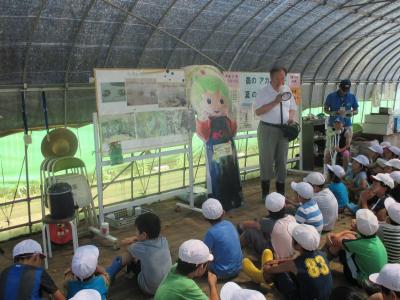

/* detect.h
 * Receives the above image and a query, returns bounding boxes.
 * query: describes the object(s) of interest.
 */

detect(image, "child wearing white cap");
[327,164,350,212]
[220,282,266,300]
[69,289,101,300]
[381,142,394,160]
[390,171,400,202]
[201,198,242,279]
[377,198,400,264]
[0,239,65,300]
[326,209,387,288]
[154,239,218,300]
[368,144,385,175]
[383,159,400,173]
[238,192,295,258]
[345,154,370,202]
[385,146,400,161]
[105,212,171,295]
[290,181,324,233]
[368,264,400,300]
[262,224,333,300]
[359,173,394,221]
[303,172,338,231]
[64,245,109,300]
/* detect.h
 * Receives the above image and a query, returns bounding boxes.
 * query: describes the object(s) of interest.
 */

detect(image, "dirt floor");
[0,175,363,299]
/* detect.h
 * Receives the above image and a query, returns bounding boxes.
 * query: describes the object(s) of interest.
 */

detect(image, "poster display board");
[94,69,193,153]
[223,72,301,131]
[288,73,302,105]
[224,72,269,131]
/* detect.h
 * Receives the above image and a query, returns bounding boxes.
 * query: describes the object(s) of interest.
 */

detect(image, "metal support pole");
[130,153,134,201]
[64,83,68,127]
[22,84,32,234]
[93,113,104,224]
[188,134,194,208]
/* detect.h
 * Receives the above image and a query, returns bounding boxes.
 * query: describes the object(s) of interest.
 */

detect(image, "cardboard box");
[363,123,393,135]
[364,114,393,124]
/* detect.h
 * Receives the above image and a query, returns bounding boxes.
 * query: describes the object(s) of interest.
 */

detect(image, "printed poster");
[287,73,302,105]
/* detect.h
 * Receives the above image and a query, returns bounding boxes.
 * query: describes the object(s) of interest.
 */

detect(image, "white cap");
[69,289,101,300]
[356,209,379,236]
[369,264,400,292]
[178,239,213,264]
[389,146,400,157]
[13,239,45,258]
[220,282,266,300]
[372,173,395,189]
[327,164,345,178]
[385,197,400,224]
[376,158,387,168]
[265,192,285,212]
[287,223,320,251]
[353,154,370,166]
[303,172,325,186]
[290,181,314,199]
[202,198,223,220]
[381,141,391,148]
[385,159,400,170]
[390,171,400,184]
[71,245,99,281]
[368,144,384,155]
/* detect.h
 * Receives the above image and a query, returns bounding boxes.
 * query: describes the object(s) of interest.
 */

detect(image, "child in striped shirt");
[377,197,400,263]
[290,181,324,233]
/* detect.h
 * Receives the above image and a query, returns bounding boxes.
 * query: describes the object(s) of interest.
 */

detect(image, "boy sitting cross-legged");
[106,212,172,296]
[0,239,65,300]
[202,198,242,279]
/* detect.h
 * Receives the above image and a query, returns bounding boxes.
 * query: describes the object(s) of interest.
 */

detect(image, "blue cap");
[334,116,344,123]
[340,79,351,89]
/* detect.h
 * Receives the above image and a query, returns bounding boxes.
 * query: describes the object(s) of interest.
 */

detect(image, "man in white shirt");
[303,172,338,232]
[255,67,297,199]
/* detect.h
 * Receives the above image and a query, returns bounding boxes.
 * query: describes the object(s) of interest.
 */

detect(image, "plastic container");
[48,182,74,219]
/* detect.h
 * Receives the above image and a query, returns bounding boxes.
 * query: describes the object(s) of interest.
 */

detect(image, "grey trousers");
[257,123,289,182]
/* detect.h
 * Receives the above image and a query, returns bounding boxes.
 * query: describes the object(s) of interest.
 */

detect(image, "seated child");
[243,224,333,300]
[388,146,400,159]
[368,264,400,300]
[324,116,351,169]
[326,209,387,288]
[390,171,400,202]
[359,173,394,222]
[239,192,295,259]
[368,144,384,175]
[0,239,65,300]
[345,155,370,202]
[220,281,266,300]
[154,239,218,300]
[304,172,338,231]
[381,142,394,160]
[64,245,109,300]
[290,181,324,233]
[202,198,242,279]
[106,212,171,295]
[377,198,400,263]
[383,159,400,173]
[327,164,350,212]
[69,289,101,300]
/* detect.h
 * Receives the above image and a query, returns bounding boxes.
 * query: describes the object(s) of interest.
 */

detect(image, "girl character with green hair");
[190,67,243,210]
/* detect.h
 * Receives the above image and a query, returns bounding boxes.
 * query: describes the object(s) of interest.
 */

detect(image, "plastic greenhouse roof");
[2,0,400,86]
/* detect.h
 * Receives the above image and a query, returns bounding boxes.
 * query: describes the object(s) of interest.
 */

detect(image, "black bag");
[280,102,300,142]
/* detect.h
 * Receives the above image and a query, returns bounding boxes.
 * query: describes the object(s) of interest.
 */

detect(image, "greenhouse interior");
[1,1,400,299]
